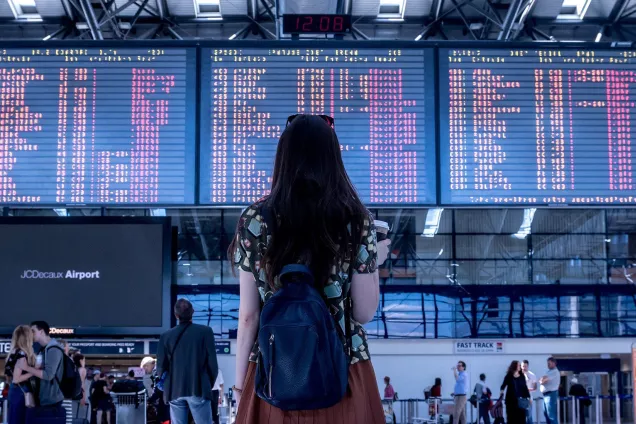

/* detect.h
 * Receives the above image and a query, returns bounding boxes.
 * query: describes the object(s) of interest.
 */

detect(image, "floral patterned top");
[233,201,378,365]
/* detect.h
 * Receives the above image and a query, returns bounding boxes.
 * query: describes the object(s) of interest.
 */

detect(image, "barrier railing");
[389,394,633,424]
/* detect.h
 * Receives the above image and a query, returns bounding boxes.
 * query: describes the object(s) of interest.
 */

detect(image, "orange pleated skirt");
[236,360,386,424]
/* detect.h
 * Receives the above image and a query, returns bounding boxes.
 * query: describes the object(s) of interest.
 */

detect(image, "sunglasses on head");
[286,114,335,128]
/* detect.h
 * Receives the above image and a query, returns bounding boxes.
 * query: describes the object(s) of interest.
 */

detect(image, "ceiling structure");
[0,0,634,41]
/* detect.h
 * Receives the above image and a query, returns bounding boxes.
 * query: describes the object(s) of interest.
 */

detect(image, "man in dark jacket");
[569,377,589,424]
[157,298,218,424]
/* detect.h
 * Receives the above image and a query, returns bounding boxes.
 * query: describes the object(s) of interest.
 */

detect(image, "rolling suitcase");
[72,403,89,424]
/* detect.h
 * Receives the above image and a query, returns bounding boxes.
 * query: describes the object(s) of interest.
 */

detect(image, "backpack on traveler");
[48,346,83,400]
[254,264,350,411]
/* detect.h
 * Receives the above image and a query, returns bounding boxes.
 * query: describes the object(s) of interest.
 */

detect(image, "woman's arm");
[350,239,390,324]
[13,358,33,384]
[235,269,261,399]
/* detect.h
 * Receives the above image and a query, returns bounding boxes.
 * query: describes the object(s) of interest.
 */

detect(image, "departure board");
[0,47,196,205]
[200,47,436,205]
[440,47,636,205]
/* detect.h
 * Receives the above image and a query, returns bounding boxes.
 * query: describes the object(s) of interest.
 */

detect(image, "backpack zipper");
[268,334,274,398]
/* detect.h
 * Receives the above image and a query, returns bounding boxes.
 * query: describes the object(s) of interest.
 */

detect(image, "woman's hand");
[377,239,391,266]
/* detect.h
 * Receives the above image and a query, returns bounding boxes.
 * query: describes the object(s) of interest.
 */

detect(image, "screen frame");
[0,216,173,337]
[0,41,198,208]
[197,40,438,207]
[436,41,636,207]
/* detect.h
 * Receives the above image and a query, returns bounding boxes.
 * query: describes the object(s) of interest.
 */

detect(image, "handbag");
[518,397,530,410]
[18,384,35,408]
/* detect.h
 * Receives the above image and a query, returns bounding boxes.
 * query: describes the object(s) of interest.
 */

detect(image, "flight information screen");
[200,47,436,205]
[440,47,636,205]
[0,47,196,205]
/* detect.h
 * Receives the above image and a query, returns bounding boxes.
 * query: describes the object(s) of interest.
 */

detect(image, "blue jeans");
[543,392,558,424]
[526,404,533,424]
[9,384,27,424]
[169,396,212,424]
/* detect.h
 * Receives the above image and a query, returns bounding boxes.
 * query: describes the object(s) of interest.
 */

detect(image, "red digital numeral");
[302,16,313,31]
[319,16,330,31]
[333,16,343,32]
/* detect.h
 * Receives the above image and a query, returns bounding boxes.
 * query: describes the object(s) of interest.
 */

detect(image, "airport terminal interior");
[1,0,636,423]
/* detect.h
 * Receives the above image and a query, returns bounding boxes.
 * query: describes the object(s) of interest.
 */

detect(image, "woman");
[5,325,36,424]
[229,114,391,424]
[72,353,88,420]
[383,376,395,401]
[500,360,531,424]
[430,378,442,398]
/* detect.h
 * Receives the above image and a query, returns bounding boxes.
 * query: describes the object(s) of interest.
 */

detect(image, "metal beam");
[79,0,104,40]
[125,0,151,38]
[451,0,478,40]
[497,0,523,40]
[351,26,369,40]
[274,0,281,39]
[511,0,537,40]
[97,0,123,39]
[155,0,165,19]
[248,0,258,20]
[99,0,137,26]
[415,0,474,40]
[42,26,68,41]
[166,26,182,39]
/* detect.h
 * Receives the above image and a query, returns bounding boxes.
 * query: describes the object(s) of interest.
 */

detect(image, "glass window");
[532,234,606,259]
[532,260,606,284]
[455,235,527,259]
[455,260,529,285]
[454,210,524,234]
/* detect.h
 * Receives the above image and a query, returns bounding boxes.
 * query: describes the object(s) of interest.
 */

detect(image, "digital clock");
[282,14,352,34]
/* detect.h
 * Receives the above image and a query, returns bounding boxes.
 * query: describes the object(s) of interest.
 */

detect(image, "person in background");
[90,373,111,424]
[540,357,560,424]
[500,360,531,424]
[19,321,66,423]
[57,340,69,356]
[569,376,588,424]
[72,353,88,420]
[156,299,218,424]
[383,376,395,401]
[523,360,538,424]
[431,378,442,398]
[141,357,156,398]
[211,369,224,424]
[106,376,115,391]
[452,361,469,424]
[5,325,36,424]
[474,374,490,424]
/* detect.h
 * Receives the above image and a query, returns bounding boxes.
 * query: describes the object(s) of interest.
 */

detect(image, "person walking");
[540,357,560,424]
[523,360,538,424]
[229,114,391,424]
[383,376,396,401]
[569,377,588,424]
[5,325,36,424]
[500,360,532,424]
[474,374,491,424]
[72,353,88,422]
[211,369,224,424]
[452,361,469,424]
[156,298,218,424]
[19,321,66,423]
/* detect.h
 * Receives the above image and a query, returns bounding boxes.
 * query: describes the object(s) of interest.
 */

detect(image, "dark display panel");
[0,218,171,336]
[0,47,196,205]
[440,47,636,205]
[200,46,436,206]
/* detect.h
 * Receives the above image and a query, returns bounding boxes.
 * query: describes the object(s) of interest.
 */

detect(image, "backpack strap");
[279,265,313,285]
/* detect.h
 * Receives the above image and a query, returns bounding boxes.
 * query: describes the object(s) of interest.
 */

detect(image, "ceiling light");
[595,31,602,42]
[150,209,166,217]
[194,0,222,18]
[422,208,443,238]
[512,208,537,239]
[378,0,405,19]
[8,0,41,20]
[557,0,592,20]
[53,209,68,217]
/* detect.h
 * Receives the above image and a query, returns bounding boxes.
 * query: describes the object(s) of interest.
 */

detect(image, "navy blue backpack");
[255,264,350,411]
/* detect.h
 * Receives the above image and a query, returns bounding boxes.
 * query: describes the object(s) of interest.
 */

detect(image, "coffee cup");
[374,220,390,242]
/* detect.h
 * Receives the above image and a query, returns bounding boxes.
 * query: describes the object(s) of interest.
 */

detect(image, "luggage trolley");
[110,391,147,424]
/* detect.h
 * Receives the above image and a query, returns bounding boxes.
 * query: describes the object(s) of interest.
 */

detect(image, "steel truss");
[0,0,635,41]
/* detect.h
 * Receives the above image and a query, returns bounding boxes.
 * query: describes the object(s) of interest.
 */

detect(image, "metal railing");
[391,394,634,424]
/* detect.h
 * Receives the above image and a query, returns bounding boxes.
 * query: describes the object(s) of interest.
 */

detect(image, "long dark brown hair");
[507,360,522,376]
[229,114,369,289]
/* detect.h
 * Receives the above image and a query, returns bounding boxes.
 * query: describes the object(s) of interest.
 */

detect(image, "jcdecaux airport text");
[20,270,101,280]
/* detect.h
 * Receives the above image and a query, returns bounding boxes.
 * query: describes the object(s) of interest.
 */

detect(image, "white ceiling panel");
[353,0,381,16]
[283,0,337,14]
[531,0,564,19]
[404,0,434,17]
[166,0,195,17]
[0,0,15,18]
[113,0,152,17]
[220,0,247,15]
[35,0,66,17]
